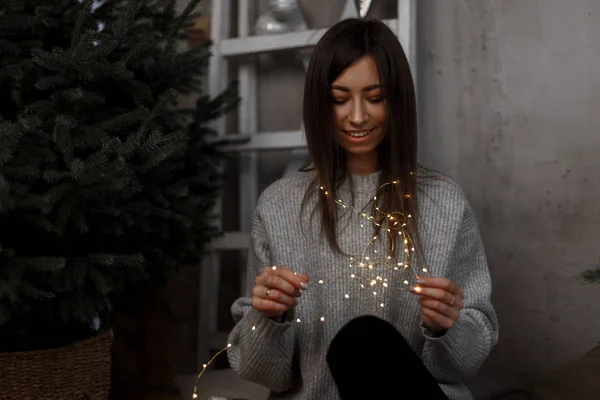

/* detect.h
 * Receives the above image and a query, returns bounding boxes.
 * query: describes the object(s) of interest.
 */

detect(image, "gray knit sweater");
[227,171,498,400]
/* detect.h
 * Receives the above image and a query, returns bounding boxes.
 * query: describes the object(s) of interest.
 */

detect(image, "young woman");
[226,18,498,400]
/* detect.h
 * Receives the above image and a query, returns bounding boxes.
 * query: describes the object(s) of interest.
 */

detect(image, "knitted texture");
[227,171,499,400]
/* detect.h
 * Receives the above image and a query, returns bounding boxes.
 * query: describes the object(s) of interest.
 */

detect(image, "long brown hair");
[301,18,424,263]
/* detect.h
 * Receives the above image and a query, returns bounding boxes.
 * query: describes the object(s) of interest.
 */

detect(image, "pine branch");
[0,0,238,346]
[71,0,94,48]
[582,265,600,285]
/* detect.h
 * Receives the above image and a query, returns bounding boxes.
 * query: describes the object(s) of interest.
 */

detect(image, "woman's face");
[331,55,387,175]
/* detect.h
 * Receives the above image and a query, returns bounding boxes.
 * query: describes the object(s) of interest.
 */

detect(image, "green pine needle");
[0,0,239,347]
[582,265,600,285]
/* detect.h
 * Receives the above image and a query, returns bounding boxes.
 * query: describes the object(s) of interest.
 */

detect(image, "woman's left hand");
[410,276,464,334]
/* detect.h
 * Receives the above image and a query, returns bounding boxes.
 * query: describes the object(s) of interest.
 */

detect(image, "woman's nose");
[349,101,368,126]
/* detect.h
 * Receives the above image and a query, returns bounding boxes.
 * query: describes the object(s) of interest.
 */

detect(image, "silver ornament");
[267,0,302,23]
[358,0,373,18]
[255,12,291,35]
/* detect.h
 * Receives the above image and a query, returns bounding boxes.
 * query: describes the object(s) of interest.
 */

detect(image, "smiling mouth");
[344,129,373,138]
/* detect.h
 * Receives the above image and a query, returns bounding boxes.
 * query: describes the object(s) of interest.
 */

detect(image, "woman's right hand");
[252,265,309,318]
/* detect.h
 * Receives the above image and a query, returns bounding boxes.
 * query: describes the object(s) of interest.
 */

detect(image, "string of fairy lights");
[192,181,428,398]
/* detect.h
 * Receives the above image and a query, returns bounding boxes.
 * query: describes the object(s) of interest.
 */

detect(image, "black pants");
[327,315,450,399]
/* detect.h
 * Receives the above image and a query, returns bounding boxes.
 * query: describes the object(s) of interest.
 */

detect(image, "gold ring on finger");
[265,288,271,299]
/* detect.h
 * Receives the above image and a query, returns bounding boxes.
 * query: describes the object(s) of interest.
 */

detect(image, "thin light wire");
[192,181,428,397]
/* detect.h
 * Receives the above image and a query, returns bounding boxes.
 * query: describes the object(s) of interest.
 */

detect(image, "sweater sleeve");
[226,208,297,393]
[420,201,499,382]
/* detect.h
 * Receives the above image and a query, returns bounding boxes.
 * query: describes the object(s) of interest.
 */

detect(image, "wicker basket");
[0,330,113,400]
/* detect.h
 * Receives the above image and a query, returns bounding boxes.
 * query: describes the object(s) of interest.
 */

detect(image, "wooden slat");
[220,18,398,57]
[211,130,307,152]
[238,0,259,235]
[197,250,221,370]
[397,0,416,74]
[211,232,251,250]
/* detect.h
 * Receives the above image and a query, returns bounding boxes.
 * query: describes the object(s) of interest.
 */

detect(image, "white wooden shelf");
[220,18,398,57]
[212,232,251,250]
[211,130,307,152]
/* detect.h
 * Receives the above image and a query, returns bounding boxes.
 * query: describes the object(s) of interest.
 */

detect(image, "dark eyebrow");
[330,84,382,92]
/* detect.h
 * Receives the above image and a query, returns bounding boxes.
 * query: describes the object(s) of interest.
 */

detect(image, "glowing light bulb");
[194,179,429,394]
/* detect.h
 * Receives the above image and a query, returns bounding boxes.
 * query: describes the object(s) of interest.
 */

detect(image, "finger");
[273,266,310,290]
[260,275,299,297]
[417,277,462,295]
[411,286,457,306]
[418,297,461,319]
[251,296,288,318]
[254,274,301,299]
[252,285,296,307]
[258,265,309,292]
[421,306,456,330]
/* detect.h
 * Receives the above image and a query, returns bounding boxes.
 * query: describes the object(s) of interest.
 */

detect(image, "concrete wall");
[417,0,600,395]
[190,0,600,397]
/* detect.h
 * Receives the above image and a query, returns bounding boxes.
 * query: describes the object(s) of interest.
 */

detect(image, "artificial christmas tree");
[0,1,236,395]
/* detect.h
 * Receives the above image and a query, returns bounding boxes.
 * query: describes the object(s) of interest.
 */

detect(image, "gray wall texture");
[189,0,600,397]
[416,0,600,395]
